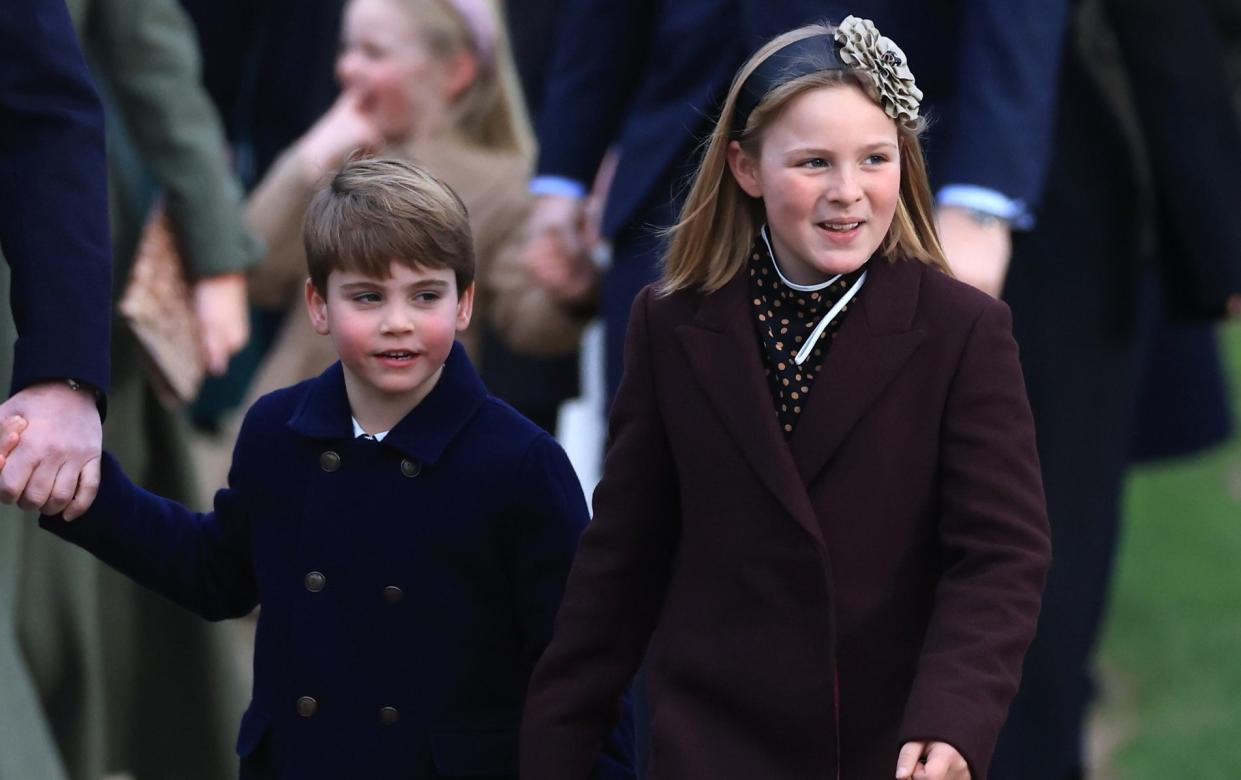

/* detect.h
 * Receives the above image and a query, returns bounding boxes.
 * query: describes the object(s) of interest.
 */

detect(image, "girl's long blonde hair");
[660,23,948,295]
[400,0,535,162]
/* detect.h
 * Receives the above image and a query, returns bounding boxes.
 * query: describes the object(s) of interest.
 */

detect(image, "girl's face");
[336,0,449,142]
[729,84,902,285]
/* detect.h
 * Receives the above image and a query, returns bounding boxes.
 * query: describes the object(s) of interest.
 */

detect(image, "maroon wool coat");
[521,257,1050,780]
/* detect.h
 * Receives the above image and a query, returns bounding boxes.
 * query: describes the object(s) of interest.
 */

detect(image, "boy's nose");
[379,308,415,334]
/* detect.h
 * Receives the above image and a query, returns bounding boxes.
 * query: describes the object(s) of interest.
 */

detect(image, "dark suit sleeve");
[532,0,657,183]
[1104,0,1241,315]
[521,287,676,780]
[0,0,112,394]
[898,299,1051,778]
[38,416,262,621]
[937,0,1072,213]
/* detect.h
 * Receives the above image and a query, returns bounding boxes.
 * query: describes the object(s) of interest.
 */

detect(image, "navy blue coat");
[0,0,112,394]
[42,345,633,779]
[535,0,1071,238]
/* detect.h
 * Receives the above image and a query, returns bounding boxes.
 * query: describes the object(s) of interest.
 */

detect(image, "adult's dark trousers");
[990,225,1156,780]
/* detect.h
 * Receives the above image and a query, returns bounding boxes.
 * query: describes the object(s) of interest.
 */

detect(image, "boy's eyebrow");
[337,278,451,291]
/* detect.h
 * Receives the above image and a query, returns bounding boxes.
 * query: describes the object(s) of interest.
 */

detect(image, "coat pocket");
[235,704,273,758]
[429,729,518,777]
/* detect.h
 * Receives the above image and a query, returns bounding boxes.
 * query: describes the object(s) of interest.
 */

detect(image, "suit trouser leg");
[990,241,1156,779]
[0,515,71,780]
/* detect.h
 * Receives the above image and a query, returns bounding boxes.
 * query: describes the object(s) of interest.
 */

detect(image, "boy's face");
[306,261,473,410]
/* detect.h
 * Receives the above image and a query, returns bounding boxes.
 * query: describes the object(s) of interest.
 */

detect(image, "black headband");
[731,33,846,138]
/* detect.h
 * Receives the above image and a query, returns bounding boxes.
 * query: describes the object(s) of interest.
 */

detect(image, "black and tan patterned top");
[747,229,868,437]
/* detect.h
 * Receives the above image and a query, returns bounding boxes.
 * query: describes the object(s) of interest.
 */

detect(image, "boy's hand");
[0,382,102,520]
[0,414,27,471]
[896,740,970,780]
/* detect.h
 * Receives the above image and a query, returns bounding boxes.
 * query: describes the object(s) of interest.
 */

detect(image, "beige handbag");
[117,204,205,408]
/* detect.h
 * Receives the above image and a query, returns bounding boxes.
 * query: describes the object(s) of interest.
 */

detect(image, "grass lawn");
[1098,321,1241,778]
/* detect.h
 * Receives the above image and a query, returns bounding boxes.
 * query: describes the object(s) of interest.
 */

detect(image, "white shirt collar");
[352,416,390,441]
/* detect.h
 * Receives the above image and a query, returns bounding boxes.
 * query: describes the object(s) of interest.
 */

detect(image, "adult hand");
[297,90,383,182]
[1227,294,1241,318]
[896,740,971,780]
[194,272,250,376]
[523,194,595,303]
[523,232,598,306]
[936,206,1012,298]
[0,381,103,520]
[0,414,27,471]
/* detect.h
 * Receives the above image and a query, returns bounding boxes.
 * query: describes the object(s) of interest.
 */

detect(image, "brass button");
[379,706,399,726]
[304,571,326,592]
[382,585,403,605]
[296,696,318,717]
[399,458,421,478]
[319,451,341,472]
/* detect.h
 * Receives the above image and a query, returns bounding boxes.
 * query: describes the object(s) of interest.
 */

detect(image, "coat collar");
[285,342,488,465]
[676,257,926,544]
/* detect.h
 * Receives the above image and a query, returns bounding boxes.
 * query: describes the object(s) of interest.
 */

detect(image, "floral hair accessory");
[731,17,922,137]
[833,15,922,123]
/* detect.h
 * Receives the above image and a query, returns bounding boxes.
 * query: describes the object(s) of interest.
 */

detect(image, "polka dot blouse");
[747,231,868,438]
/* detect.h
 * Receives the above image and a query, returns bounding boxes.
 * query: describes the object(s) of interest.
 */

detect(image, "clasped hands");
[0,381,101,520]
[521,194,600,306]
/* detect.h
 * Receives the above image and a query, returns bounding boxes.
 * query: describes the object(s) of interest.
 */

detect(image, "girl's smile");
[728,84,901,285]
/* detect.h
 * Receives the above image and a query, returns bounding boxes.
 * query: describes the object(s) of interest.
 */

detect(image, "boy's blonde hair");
[660,23,949,295]
[303,156,474,295]
[397,0,535,160]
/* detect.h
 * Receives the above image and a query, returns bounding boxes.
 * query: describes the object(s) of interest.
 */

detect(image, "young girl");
[520,19,1050,780]
[240,0,585,413]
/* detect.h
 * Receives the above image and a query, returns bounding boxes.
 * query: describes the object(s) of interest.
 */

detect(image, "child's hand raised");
[0,415,28,472]
[896,740,970,780]
[297,90,383,182]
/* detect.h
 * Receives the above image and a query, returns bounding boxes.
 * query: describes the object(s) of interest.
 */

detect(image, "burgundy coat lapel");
[675,272,821,544]
[790,258,927,486]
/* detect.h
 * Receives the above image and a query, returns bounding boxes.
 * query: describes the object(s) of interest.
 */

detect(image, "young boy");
[8,158,633,779]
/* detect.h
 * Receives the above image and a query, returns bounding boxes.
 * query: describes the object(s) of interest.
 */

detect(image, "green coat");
[0,0,259,777]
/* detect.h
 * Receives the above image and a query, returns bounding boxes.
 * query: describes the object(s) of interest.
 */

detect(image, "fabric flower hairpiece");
[834,15,923,124]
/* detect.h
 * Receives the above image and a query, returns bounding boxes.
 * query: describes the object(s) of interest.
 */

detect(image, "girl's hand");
[896,740,970,780]
[297,90,383,181]
[193,273,250,376]
[0,415,27,472]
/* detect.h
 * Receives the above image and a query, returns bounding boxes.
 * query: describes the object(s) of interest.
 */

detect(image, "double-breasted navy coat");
[521,258,1050,779]
[42,345,633,779]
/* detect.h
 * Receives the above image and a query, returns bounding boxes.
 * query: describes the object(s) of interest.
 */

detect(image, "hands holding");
[936,206,1012,299]
[0,381,102,520]
[896,740,971,780]
[194,272,250,376]
[522,194,599,306]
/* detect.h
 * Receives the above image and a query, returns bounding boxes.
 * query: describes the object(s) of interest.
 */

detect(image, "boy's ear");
[455,282,475,331]
[727,140,764,198]
[305,278,331,336]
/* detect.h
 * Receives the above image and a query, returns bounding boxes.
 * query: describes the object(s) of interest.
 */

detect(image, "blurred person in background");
[992,0,1241,777]
[235,0,591,444]
[0,0,111,776]
[1,0,261,777]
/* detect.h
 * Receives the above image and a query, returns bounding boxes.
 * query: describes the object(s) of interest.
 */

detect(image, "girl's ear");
[727,140,764,198]
[441,50,479,103]
[455,281,475,331]
[305,278,331,336]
